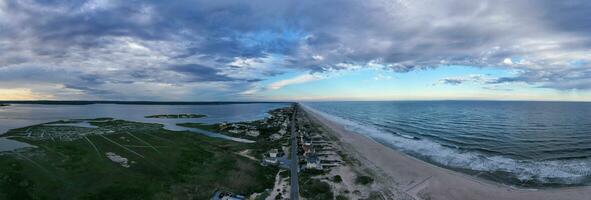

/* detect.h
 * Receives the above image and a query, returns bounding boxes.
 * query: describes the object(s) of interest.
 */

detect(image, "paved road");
[290,106,299,200]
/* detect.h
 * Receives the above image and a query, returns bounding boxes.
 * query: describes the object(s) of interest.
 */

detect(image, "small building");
[269,133,282,141]
[269,149,278,158]
[302,143,312,153]
[263,157,278,166]
[303,146,315,156]
[246,130,260,137]
[211,191,245,200]
[228,129,241,134]
[219,122,229,130]
[305,154,322,170]
[105,152,130,168]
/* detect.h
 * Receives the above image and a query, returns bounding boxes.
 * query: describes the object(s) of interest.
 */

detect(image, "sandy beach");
[301,105,591,200]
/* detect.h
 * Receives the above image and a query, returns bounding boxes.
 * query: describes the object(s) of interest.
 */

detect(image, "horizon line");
[2,99,591,104]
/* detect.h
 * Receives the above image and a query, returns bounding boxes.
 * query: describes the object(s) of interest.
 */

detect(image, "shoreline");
[299,104,591,200]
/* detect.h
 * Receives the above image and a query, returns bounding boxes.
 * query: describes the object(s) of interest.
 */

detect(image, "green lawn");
[0,119,277,200]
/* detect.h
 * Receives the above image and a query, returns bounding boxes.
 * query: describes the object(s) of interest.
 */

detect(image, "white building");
[269,149,278,158]
[228,129,241,134]
[270,134,282,141]
[246,130,260,137]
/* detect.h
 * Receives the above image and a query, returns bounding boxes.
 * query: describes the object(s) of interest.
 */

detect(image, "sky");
[1,0,591,101]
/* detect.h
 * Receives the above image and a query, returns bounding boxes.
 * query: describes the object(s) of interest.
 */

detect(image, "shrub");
[336,195,348,200]
[333,175,343,183]
[354,175,374,185]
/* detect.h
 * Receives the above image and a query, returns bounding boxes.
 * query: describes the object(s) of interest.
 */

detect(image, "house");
[228,129,241,134]
[302,143,312,153]
[219,122,228,130]
[246,130,260,137]
[278,129,287,135]
[211,191,246,200]
[303,145,315,156]
[269,133,282,141]
[303,137,312,146]
[305,154,322,170]
[269,149,278,158]
[263,157,278,166]
[105,152,130,168]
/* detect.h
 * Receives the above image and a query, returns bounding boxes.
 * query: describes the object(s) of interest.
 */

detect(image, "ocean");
[303,101,591,187]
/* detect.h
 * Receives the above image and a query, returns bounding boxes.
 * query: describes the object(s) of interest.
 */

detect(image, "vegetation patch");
[336,194,349,200]
[355,175,374,185]
[145,114,206,118]
[299,170,334,199]
[333,175,343,183]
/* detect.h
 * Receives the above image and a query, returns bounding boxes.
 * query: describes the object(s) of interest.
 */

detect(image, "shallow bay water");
[0,103,289,147]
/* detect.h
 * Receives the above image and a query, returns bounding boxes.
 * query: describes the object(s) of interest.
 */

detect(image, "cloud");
[0,88,53,100]
[268,73,324,90]
[438,74,489,85]
[168,64,242,82]
[373,73,393,81]
[439,78,466,85]
[1,0,591,100]
[488,68,591,90]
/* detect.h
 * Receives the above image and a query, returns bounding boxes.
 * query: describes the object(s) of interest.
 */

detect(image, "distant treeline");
[0,101,293,105]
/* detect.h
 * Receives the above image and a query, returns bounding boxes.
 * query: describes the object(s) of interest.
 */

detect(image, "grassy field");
[0,119,277,200]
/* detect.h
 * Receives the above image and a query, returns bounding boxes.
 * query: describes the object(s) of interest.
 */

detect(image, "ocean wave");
[302,103,591,185]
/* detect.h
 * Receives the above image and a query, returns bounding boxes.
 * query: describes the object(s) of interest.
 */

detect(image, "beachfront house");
[303,145,315,156]
[305,154,322,170]
[302,142,311,153]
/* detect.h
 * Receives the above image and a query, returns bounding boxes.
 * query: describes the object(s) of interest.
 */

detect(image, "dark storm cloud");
[1,0,591,100]
[488,67,591,90]
[63,84,113,95]
[168,64,239,82]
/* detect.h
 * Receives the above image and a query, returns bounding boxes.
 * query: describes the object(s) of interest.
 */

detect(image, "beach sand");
[301,105,591,200]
